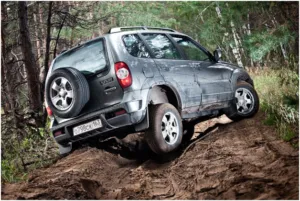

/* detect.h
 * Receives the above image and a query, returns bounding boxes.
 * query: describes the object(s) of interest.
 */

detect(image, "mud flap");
[223,99,238,118]
[134,108,149,132]
[58,142,72,155]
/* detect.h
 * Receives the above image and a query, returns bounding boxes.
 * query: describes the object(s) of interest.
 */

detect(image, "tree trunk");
[247,11,254,67]
[230,21,244,67]
[18,1,41,113]
[40,1,53,125]
[53,14,67,58]
[43,1,53,84]
[99,21,104,36]
[269,12,288,61]
[1,34,16,113]
[39,3,45,57]
[1,2,10,113]
[33,6,42,66]
[215,4,243,66]
[272,21,288,60]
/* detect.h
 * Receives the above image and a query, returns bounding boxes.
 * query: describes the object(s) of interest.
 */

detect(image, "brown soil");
[2,112,299,199]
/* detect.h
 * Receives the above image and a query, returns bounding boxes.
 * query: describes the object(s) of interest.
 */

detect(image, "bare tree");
[18,1,42,114]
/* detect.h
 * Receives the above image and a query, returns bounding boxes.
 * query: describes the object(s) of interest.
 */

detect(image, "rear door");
[169,34,233,106]
[140,33,202,108]
[52,38,124,116]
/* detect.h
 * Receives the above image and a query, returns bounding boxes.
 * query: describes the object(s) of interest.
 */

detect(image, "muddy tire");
[145,103,183,154]
[45,67,90,118]
[226,81,259,121]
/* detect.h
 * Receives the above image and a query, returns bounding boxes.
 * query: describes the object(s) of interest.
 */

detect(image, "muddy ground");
[2,112,299,199]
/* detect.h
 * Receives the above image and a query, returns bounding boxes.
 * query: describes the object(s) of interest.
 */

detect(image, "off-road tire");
[46,67,90,118]
[226,81,259,121]
[145,103,183,154]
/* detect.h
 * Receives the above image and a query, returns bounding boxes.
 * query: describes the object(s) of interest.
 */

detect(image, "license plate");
[73,119,102,136]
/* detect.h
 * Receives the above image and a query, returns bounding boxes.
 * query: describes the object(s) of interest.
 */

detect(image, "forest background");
[1,1,299,182]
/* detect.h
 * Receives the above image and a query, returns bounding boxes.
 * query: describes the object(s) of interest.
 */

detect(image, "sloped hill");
[2,112,298,199]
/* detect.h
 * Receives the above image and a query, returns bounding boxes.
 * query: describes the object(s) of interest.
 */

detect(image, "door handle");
[191,63,202,69]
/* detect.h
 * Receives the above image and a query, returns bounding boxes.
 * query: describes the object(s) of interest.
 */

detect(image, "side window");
[171,35,209,61]
[122,34,150,58]
[142,33,182,59]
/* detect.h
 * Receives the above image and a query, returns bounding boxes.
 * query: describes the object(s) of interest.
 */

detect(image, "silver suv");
[45,26,259,155]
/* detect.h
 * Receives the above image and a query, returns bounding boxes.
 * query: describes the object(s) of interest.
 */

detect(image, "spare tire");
[45,67,90,118]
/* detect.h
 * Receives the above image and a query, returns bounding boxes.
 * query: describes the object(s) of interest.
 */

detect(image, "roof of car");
[55,26,186,59]
[108,26,178,34]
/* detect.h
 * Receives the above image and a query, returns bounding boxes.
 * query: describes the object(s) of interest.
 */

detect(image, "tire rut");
[2,112,298,199]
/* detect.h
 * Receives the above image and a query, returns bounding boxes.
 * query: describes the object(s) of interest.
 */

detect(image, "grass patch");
[280,124,296,142]
[263,113,277,126]
[250,69,299,147]
[1,160,28,183]
[1,119,59,184]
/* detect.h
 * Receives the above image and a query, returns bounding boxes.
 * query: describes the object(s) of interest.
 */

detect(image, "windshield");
[53,39,107,75]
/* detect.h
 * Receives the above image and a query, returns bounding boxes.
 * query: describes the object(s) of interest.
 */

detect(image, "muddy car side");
[45,27,259,155]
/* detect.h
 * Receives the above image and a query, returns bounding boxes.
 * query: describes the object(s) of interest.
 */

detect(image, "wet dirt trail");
[2,112,299,199]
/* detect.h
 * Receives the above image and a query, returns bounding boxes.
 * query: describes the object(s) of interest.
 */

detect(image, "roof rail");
[108,26,177,34]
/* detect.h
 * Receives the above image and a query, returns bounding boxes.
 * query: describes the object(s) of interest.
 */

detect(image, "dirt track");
[2,112,299,199]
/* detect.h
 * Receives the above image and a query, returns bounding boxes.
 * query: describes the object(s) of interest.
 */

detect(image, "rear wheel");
[226,81,259,121]
[145,103,183,154]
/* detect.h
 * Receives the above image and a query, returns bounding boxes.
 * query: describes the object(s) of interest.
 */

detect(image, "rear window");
[53,39,107,75]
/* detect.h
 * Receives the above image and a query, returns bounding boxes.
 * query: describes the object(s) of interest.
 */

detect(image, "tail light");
[114,109,126,116]
[46,106,53,117]
[114,62,132,88]
[105,109,127,119]
[54,130,63,137]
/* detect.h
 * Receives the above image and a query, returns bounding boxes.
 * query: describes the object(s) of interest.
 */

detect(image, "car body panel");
[193,60,234,104]
[153,59,202,108]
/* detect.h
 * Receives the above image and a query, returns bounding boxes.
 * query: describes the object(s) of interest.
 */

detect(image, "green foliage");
[252,69,299,146]
[263,111,277,126]
[45,1,298,67]
[117,2,177,28]
[1,160,28,183]
[1,116,59,183]
[280,123,296,142]
[244,25,295,62]
[292,142,299,149]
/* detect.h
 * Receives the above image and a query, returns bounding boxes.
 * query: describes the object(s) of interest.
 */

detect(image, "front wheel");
[226,81,259,121]
[145,103,183,154]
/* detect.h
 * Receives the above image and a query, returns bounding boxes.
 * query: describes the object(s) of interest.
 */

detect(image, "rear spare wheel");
[45,67,90,118]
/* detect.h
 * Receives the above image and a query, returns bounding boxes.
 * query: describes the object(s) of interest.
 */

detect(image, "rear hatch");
[51,38,124,122]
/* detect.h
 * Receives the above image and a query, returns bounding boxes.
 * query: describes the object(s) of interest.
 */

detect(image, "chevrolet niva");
[45,26,259,155]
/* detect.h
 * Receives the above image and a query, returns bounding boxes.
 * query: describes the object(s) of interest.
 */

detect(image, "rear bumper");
[51,101,146,145]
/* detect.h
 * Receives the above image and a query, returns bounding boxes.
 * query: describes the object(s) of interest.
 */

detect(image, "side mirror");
[213,49,222,62]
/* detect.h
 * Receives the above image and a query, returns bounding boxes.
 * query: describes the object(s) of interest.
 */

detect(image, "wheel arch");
[232,70,254,87]
[147,84,182,113]
[135,84,182,132]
